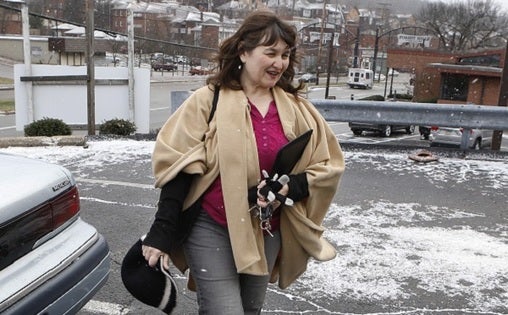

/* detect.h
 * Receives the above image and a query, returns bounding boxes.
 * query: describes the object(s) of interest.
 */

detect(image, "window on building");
[441,73,468,101]
[458,54,500,67]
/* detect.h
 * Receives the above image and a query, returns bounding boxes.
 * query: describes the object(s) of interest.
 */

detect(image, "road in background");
[0,62,408,137]
[1,62,506,151]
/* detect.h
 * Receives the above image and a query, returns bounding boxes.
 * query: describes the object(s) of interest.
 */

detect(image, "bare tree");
[95,0,113,31]
[417,0,508,51]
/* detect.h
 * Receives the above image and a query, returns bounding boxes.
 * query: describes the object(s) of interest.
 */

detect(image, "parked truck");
[347,68,373,89]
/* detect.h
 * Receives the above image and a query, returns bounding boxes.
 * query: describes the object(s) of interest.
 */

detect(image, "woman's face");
[239,39,291,90]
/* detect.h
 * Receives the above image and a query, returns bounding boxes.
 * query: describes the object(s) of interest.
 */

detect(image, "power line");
[0,2,217,52]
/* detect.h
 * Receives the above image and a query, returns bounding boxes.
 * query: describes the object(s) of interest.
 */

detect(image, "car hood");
[0,153,75,222]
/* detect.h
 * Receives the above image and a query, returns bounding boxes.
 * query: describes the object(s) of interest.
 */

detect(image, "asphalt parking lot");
[1,139,506,315]
[1,57,507,314]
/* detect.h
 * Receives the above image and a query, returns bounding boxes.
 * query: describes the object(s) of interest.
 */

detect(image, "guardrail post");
[170,91,191,113]
[460,128,471,150]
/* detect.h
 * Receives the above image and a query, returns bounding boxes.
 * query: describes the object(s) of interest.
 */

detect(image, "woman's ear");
[237,42,245,63]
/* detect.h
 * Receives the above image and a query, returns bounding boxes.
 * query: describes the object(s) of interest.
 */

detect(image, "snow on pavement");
[2,140,507,314]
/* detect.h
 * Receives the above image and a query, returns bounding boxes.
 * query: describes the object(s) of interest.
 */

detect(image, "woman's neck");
[244,87,273,117]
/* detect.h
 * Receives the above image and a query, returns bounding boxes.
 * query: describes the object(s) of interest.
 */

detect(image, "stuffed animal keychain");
[258,170,294,206]
[251,170,294,236]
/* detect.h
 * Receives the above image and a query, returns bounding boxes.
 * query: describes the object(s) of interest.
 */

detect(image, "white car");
[0,153,110,314]
[298,73,317,83]
[430,127,493,149]
[387,68,400,76]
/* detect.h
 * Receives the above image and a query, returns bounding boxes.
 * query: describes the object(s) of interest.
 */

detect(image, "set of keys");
[250,201,276,236]
[249,170,294,237]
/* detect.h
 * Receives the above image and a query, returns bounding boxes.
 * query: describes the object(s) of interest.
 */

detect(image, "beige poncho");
[152,85,345,289]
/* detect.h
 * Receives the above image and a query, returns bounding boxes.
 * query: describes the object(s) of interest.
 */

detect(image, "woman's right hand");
[142,244,170,270]
[256,180,289,210]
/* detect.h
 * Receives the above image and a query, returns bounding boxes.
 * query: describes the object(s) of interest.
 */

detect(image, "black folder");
[271,129,313,175]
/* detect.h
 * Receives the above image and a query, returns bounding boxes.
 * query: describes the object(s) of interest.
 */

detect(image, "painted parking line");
[77,177,153,190]
[150,106,170,111]
[82,300,129,315]
[338,133,421,144]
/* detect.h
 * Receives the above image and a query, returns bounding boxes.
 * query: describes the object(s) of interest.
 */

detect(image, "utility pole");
[325,31,334,99]
[86,0,95,135]
[316,0,327,85]
[20,1,33,123]
[353,24,360,68]
[372,27,380,80]
[491,41,508,150]
[127,5,135,122]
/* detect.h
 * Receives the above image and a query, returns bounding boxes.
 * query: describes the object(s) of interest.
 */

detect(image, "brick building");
[387,48,506,106]
[0,3,21,34]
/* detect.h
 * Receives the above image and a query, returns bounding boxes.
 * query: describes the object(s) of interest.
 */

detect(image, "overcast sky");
[444,0,508,12]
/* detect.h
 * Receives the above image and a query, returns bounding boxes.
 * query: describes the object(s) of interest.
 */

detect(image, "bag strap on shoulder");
[207,86,219,124]
[201,86,219,141]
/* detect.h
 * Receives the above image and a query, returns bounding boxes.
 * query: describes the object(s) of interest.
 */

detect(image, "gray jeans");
[183,209,281,315]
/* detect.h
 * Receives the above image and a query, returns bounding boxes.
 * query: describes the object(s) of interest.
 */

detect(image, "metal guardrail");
[312,100,508,130]
[312,99,508,150]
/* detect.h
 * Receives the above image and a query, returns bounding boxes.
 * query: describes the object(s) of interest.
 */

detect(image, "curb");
[0,135,87,148]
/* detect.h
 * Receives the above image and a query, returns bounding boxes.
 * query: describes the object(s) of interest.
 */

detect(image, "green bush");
[24,117,71,137]
[99,118,136,136]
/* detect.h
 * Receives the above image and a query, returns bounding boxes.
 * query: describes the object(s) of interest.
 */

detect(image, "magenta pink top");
[201,100,288,230]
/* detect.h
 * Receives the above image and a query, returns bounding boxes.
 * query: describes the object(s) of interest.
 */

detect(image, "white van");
[347,68,373,89]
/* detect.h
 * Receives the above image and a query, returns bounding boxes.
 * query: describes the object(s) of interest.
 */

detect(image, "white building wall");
[14,64,150,133]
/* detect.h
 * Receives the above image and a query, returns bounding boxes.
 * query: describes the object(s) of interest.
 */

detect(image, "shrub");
[418,98,439,103]
[359,95,385,101]
[388,93,413,100]
[99,118,136,136]
[24,117,71,137]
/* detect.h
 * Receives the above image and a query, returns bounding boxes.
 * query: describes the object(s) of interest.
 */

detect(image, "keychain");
[249,170,294,237]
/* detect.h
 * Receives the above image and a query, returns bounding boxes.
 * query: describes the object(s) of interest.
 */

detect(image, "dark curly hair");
[207,9,305,96]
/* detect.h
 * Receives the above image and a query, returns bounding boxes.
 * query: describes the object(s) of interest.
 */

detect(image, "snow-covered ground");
[2,140,507,314]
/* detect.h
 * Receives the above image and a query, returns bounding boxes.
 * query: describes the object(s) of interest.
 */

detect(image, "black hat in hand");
[121,238,177,314]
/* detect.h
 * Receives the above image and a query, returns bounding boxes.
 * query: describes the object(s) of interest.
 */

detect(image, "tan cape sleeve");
[152,86,217,188]
[272,91,345,289]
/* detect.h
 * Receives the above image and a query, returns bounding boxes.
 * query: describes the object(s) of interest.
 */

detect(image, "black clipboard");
[271,129,313,175]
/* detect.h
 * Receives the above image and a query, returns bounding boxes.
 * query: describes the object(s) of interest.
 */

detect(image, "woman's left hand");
[141,244,170,270]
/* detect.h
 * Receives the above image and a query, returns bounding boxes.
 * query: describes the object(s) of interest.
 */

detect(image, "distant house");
[48,24,119,66]
[50,23,76,37]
